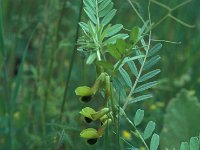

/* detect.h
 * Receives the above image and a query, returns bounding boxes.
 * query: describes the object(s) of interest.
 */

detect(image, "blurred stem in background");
[59,0,83,123]
[0,1,12,149]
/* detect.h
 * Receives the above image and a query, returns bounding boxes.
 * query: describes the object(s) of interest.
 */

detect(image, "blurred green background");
[0,0,200,149]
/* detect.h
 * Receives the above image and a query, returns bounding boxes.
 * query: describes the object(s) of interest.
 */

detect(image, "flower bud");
[80,107,110,123]
[75,86,94,103]
[80,107,96,123]
[91,108,110,120]
[80,128,99,145]
[80,128,99,139]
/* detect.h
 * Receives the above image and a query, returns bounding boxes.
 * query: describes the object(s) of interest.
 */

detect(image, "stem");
[40,1,50,147]
[95,0,100,28]
[150,0,171,11]
[168,14,195,28]
[59,0,83,122]
[11,24,38,150]
[126,0,146,24]
[171,0,192,11]
[123,113,150,150]
[151,39,181,44]
[97,50,102,61]
[0,2,12,149]
[151,0,195,29]
[151,14,168,29]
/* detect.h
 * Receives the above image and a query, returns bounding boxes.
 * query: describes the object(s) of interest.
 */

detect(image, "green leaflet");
[112,77,127,100]
[101,9,117,25]
[84,4,96,16]
[148,43,162,57]
[127,61,138,77]
[103,34,128,45]
[108,44,121,59]
[96,61,114,70]
[79,22,89,32]
[119,68,132,88]
[100,24,111,41]
[130,26,140,43]
[105,24,123,37]
[99,2,113,17]
[84,8,97,24]
[144,121,156,139]
[134,109,144,126]
[139,69,160,82]
[141,38,148,51]
[83,0,95,8]
[86,53,97,64]
[134,81,158,94]
[150,134,160,150]
[129,94,153,104]
[116,39,126,54]
[135,49,144,64]
[144,55,161,70]
[117,55,144,69]
[99,0,111,12]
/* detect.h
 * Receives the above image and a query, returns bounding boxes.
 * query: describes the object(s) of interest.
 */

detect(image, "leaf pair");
[83,0,116,25]
[134,109,159,150]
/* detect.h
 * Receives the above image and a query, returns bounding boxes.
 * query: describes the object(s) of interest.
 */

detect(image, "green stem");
[150,0,171,10]
[172,0,192,11]
[0,2,12,150]
[168,14,195,28]
[11,24,38,150]
[40,1,50,147]
[126,0,146,24]
[123,112,150,150]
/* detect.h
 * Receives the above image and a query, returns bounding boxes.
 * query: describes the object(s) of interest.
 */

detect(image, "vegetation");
[0,0,200,150]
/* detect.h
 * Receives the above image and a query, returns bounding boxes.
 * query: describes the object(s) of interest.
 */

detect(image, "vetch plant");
[74,0,196,149]
[75,0,162,149]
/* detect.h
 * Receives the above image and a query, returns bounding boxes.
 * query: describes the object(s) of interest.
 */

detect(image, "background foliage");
[0,0,200,149]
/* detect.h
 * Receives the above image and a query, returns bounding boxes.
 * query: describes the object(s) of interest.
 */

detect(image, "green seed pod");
[92,72,107,91]
[105,75,111,98]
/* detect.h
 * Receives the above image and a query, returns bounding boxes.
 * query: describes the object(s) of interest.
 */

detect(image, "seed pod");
[105,75,111,98]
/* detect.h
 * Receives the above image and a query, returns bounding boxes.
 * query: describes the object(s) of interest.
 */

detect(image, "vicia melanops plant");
[76,0,163,148]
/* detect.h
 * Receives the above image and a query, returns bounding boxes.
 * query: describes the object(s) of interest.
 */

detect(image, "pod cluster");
[75,73,112,145]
